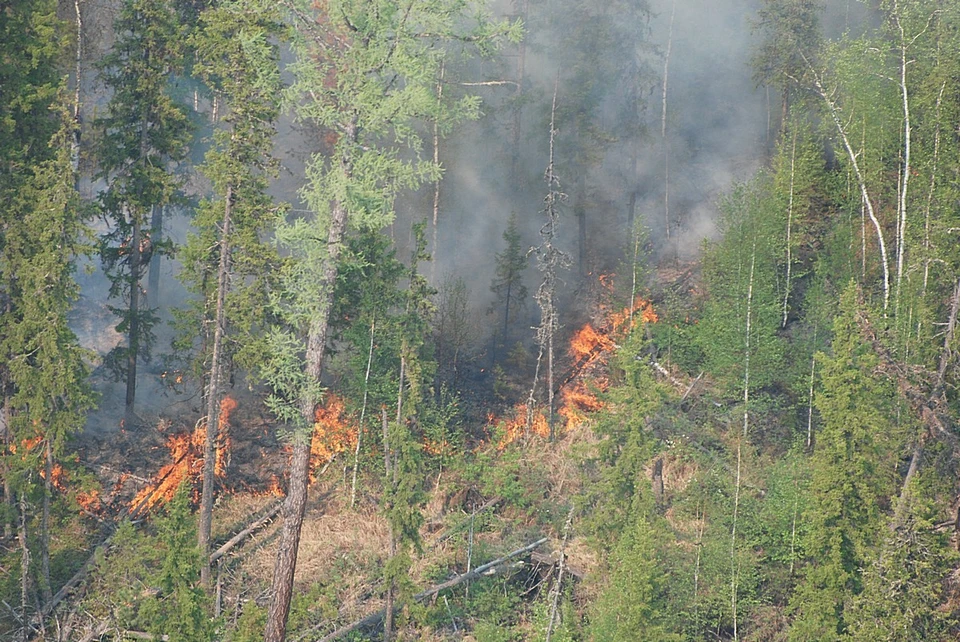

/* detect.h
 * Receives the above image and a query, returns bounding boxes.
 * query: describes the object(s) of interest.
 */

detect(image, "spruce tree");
[95,0,191,419]
[489,212,528,358]
[788,284,903,641]
[2,105,96,606]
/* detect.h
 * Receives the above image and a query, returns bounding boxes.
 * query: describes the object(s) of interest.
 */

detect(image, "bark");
[782,131,797,328]
[41,440,53,605]
[125,213,141,418]
[893,3,911,315]
[651,457,664,507]
[509,0,529,183]
[19,491,31,642]
[430,63,443,283]
[661,0,675,242]
[263,125,355,642]
[545,508,574,642]
[3,394,12,539]
[731,239,756,642]
[351,319,376,509]
[147,205,162,309]
[200,184,233,586]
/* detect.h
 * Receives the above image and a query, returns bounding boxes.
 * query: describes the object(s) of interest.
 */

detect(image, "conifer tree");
[0,0,67,541]
[788,284,902,641]
[184,0,284,585]
[95,0,191,419]
[260,4,518,640]
[489,212,528,357]
[2,106,96,607]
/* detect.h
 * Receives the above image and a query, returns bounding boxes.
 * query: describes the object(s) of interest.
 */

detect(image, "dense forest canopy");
[3,0,960,640]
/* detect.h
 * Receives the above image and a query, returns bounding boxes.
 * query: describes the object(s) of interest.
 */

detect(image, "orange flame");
[216,396,237,477]
[492,403,550,449]
[130,408,236,514]
[558,383,605,432]
[310,394,358,482]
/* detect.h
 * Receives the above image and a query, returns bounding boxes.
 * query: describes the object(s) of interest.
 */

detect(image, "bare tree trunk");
[510,0,529,183]
[805,55,890,309]
[200,185,233,586]
[922,83,945,296]
[41,439,53,605]
[731,239,756,642]
[19,491,30,642]
[545,508,574,642]
[662,0,675,244]
[382,406,395,642]
[351,319,376,509]
[126,213,141,418]
[147,206,162,309]
[782,131,797,328]
[2,394,12,540]
[430,63,444,283]
[893,2,912,315]
[263,124,355,642]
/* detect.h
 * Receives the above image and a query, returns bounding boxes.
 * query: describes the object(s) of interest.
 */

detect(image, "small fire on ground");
[130,396,236,514]
[493,292,657,448]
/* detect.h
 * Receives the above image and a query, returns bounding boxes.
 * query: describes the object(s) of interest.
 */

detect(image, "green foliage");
[587,492,682,642]
[695,178,785,398]
[845,480,958,641]
[96,0,192,382]
[489,212,529,351]
[582,328,666,544]
[173,0,285,382]
[788,283,904,640]
[138,486,215,642]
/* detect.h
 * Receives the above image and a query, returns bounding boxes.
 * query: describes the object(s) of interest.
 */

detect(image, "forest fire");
[130,396,237,514]
[493,403,551,449]
[310,394,358,482]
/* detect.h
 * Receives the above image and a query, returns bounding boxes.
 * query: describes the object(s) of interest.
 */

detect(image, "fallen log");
[310,537,548,642]
[209,500,283,563]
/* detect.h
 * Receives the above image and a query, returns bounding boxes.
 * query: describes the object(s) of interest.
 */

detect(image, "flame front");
[130,399,237,514]
[310,394,358,482]
[493,403,550,449]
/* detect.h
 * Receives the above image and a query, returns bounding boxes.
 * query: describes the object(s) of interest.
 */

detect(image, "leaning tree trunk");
[199,185,233,586]
[263,134,354,642]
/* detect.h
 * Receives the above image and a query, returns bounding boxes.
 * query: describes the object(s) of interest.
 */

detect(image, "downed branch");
[210,500,283,563]
[312,537,549,642]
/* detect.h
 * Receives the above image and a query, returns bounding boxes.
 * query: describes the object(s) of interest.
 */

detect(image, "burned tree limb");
[209,500,283,563]
[312,538,548,642]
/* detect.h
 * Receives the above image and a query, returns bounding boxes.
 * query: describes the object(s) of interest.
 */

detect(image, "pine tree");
[95,0,191,419]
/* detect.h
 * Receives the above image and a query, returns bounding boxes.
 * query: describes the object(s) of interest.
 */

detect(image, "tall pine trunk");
[200,184,233,586]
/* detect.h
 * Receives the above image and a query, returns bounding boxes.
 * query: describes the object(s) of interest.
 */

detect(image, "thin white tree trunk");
[782,131,797,328]
[351,318,376,509]
[806,57,890,309]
